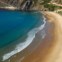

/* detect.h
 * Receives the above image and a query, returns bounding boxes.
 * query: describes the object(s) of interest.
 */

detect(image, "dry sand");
[43,12,62,62]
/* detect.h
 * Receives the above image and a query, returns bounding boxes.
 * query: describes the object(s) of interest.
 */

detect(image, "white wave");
[2,17,46,61]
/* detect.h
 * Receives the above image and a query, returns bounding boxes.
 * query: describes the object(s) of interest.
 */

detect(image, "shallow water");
[0,10,45,62]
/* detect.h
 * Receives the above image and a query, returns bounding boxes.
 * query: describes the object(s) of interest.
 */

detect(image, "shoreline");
[21,14,55,62]
[3,12,54,62]
[1,13,46,62]
[0,10,62,62]
[16,12,62,62]
[21,12,62,62]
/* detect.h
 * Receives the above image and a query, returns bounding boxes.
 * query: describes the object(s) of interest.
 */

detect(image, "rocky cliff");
[0,0,62,11]
[0,0,34,10]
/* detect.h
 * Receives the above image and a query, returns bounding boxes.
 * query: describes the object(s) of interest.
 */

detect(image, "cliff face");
[0,0,62,10]
[0,0,33,10]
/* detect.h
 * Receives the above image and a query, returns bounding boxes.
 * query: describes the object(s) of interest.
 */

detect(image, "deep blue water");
[0,10,44,48]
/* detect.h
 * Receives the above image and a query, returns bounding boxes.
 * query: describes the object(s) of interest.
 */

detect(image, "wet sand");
[4,12,62,62]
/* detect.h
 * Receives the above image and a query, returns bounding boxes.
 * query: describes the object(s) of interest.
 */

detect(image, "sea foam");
[2,16,46,61]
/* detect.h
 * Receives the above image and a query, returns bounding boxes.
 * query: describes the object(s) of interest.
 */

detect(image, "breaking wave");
[2,16,46,61]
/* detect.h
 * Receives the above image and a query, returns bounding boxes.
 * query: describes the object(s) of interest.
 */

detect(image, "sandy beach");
[43,12,62,62]
[3,12,62,62]
[21,12,62,62]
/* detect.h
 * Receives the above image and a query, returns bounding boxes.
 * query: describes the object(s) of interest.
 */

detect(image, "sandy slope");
[43,12,62,62]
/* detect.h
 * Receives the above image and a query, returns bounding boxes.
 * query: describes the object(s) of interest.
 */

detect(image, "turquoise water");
[0,10,44,61]
[0,10,43,48]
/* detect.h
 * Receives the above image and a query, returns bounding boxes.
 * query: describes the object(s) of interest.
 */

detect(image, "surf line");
[2,16,46,61]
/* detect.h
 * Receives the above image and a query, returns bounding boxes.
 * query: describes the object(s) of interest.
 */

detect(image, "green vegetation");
[41,0,51,4]
[0,0,62,12]
[58,11,62,15]
[44,4,62,11]
[34,0,62,11]
[0,2,8,7]
[33,0,51,5]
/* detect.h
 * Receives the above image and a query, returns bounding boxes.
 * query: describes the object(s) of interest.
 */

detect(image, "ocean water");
[0,10,46,62]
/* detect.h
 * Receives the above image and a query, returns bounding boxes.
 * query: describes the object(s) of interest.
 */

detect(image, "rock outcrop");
[0,0,62,11]
[1,0,33,10]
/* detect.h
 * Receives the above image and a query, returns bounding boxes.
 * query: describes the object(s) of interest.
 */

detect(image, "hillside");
[0,0,62,11]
